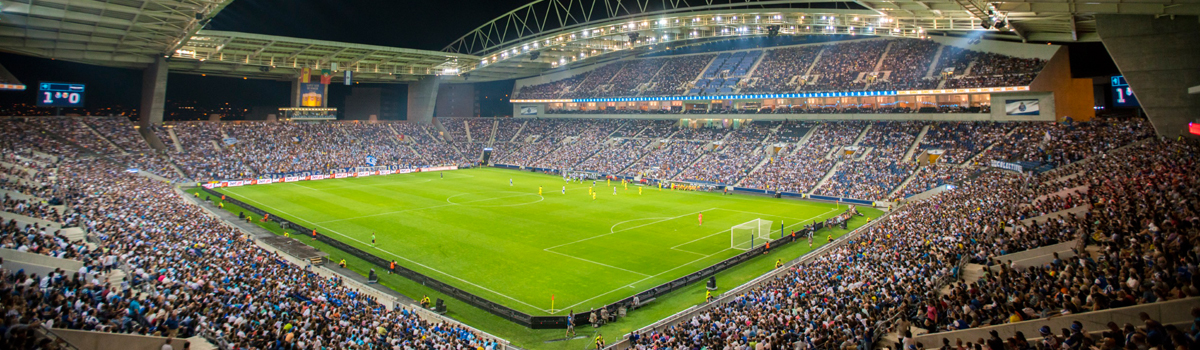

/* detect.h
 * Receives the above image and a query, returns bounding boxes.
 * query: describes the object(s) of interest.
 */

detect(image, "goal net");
[731,219,774,250]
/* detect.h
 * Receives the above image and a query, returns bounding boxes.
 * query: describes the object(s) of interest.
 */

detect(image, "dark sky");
[208,0,535,51]
[0,0,1122,118]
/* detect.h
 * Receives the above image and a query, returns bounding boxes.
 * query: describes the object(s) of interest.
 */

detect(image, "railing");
[35,327,82,350]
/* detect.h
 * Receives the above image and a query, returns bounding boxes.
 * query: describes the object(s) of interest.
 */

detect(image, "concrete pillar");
[1095,15,1200,137]
[407,76,441,123]
[139,57,168,127]
[290,80,301,107]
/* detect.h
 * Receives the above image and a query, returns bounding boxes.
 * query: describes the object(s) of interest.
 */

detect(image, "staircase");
[431,118,449,140]
[871,41,894,73]
[807,161,845,196]
[887,166,921,199]
[804,48,826,77]
[463,120,473,142]
[742,51,768,78]
[960,125,1022,168]
[488,119,499,144]
[924,45,945,79]
[167,128,185,152]
[80,121,128,154]
[851,123,873,146]
[385,124,406,142]
[508,120,528,142]
[961,59,978,76]
[903,125,932,162]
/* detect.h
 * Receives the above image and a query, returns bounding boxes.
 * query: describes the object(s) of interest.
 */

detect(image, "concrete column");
[1095,15,1200,137]
[407,76,441,123]
[139,57,168,127]
[290,80,301,107]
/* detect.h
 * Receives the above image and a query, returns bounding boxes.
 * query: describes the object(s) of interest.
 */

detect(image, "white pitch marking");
[543,208,718,251]
[228,193,554,314]
[541,249,651,278]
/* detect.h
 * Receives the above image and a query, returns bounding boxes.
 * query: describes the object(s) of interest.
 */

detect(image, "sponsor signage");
[989,160,1024,173]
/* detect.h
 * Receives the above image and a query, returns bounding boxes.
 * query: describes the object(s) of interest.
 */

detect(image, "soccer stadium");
[0,0,1198,350]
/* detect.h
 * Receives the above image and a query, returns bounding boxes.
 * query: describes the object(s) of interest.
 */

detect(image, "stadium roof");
[167,31,480,82]
[449,0,1200,81]
[0,0,235,67]
[1,0,1196,83]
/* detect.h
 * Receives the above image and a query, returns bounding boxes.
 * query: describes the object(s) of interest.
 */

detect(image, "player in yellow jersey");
[638,187,642,195]
[538,186,542,196]
[592,192,596,200]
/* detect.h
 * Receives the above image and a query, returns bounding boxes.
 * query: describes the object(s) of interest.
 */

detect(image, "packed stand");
[0,154,501,350]
[817,121,923,200]
[82,116,152,153]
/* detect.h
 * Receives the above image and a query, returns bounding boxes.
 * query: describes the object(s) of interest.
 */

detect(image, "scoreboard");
[1110,76,1139,107]
[37,82,86,108]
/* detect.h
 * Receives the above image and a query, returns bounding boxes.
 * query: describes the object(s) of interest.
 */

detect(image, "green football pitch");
[213,167,855,315]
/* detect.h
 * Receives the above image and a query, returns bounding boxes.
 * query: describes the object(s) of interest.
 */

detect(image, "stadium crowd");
[627,136,1197,350]
[517,38,1048,100]
[0,125,503,350]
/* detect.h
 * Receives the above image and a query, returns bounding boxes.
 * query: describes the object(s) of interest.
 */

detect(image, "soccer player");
[562,185,566,194]
[638,187,642,195]
[565,310,576,337]
[698,212,703,226]
[538,186,543,196]
[606,179,610,186]
[440,171,443,178]
[371,232,377,246]
[612,187,617,195]
[623,182,627,190]
[509,178,513,186]
[592,192,596,201]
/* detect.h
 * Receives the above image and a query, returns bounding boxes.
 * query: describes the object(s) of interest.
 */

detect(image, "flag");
[320,69,332,85]
[299,68,311,83]
[344,70,353,85]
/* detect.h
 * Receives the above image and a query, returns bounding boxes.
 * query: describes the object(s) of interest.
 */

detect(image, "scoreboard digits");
[37,82,86,108]
[1109,76,1139,107]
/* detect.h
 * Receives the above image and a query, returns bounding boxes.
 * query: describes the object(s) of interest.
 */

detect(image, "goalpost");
[731,219,774,250]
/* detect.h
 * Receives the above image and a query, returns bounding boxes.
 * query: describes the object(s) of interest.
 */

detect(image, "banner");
[989,160,1024,173]
[300,83,325,107]
[300,68,311,83]
[285,176,301,182]
[309,174,328,181]
[356,171,372,177]
[366,155,377,167]
[334,173,350,179]
[1005,99,1040,116]
[420,166,459,172]
[255,178,275,185]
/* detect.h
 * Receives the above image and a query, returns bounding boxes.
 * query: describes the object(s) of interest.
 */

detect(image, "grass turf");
[192,167,883,349]
[211,167,864,316]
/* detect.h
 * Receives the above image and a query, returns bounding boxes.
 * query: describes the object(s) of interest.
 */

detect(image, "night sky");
[0,0,1121,119]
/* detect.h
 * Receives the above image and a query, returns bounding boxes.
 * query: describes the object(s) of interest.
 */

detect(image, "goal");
[731,219,774,250]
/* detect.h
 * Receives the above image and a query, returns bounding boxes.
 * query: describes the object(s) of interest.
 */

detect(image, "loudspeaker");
[434,299,447,314]
[706,276,717,291]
